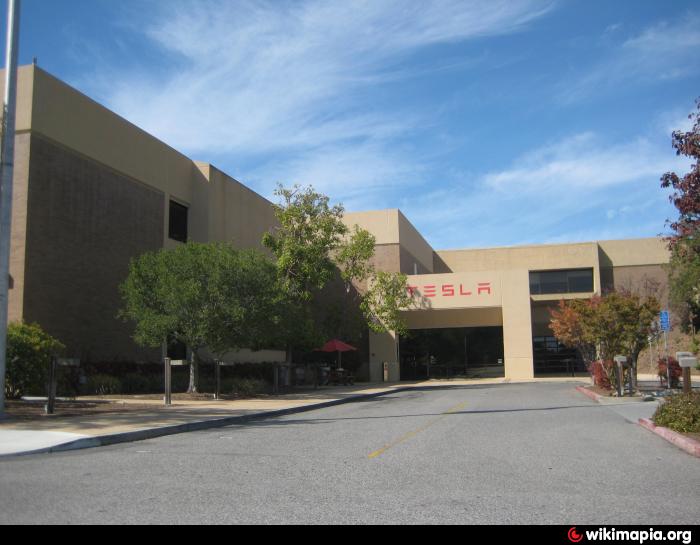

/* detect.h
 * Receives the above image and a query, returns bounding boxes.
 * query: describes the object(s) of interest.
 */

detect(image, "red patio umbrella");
[315,339,357,369]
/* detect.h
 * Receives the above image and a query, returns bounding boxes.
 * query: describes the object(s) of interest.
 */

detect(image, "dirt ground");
[4,399,160,420]
[4,391,290,420]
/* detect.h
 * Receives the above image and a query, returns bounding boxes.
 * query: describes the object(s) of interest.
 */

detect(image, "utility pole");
[0,0,21,416]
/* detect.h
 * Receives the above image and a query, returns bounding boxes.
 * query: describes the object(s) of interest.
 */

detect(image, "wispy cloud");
[483,132,674,191]
[83,0,554,159]
[402,131,691,249]
[558,13,700,104]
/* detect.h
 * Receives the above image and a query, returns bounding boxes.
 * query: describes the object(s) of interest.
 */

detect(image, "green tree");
[5,322,64,399]
[263,184,411,360]
[263,185,347,302]
[120,242,277,393]
[361,271,414,337]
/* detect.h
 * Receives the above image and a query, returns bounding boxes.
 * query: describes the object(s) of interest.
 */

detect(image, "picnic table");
[328,368,355,386]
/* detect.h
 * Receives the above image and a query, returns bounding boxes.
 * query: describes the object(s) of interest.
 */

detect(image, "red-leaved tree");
[661,98,700,328]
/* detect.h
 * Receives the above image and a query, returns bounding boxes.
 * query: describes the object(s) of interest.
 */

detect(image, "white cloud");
[85,0,554,158]
[483,132,677,192]
[245,141,426,210]
[559,13,700,104]
[400,131,690,249]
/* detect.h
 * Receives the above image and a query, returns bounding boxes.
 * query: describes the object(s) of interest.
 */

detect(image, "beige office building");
[5,66,670,379]
[344,211,669,381]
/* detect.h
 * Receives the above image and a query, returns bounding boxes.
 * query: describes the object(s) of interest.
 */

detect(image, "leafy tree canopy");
[263,184,411,351]
[550,291,660,366]
[661,98,700,326]
[120,242,278,391]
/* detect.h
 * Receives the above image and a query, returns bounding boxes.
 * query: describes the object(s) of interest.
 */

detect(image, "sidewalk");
[0,376,587,457]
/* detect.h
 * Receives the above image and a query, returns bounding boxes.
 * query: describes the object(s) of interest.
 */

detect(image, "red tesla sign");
[407,282,493,298]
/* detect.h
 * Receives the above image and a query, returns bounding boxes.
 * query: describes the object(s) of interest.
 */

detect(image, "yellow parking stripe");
[367,400,469,459]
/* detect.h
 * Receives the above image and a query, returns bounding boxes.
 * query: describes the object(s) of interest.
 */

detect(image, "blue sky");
[6,0,700,249]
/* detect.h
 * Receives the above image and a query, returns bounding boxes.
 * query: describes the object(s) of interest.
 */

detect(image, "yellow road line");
[367,400,469,459]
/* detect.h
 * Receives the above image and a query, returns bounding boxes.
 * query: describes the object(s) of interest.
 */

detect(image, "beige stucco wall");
[7,133,30,324]
[3,68,34,325]
[405,271,502,311]
[598,238,669,267]
[397,210,434,273]
[368,331,399,383]
[500,270,534,379]
[344,209,435,273]
[343,209,401,246]
[195,163,277,250]
[4,65,283,362]
[402,271,533,379]
[28,66,200,210]
[0,65,34,133]
[436,241,602,292]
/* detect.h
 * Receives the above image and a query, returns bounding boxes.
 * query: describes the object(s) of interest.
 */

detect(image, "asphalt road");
[0,382,698,525]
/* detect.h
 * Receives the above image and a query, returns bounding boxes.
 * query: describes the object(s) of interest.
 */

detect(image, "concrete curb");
[638,418,700,459]
[0,387,412,458]
[575,385,605,403]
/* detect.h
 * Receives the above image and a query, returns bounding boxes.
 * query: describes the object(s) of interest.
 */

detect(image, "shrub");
[658,357,682,388]
[229,378,269,397]
[85,374,122,396]
[653,392,700,434]
[5,322,64,399]
[590,360,613,390]
[120,373,158,394]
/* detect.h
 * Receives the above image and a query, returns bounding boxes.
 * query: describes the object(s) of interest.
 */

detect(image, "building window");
[168,200,188,243]
[529,268,594,295]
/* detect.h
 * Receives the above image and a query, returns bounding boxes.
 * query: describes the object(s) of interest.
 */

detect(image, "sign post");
[214,361,236,400]
[164,357,171,406]
[614,355,627,397]
[45,358,79,415]
[660,311,671,388]
[164,359,187,405]
[678,356,696,394]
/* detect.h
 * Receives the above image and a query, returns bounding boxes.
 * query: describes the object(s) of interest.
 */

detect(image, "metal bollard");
[164,357,172,406]
[45,357,57,415]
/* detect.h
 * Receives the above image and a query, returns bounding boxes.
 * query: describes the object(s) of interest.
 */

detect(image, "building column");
[368,330,399,382]
[501,270,534,380]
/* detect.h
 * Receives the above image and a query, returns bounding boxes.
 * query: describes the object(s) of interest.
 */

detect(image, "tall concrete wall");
[5,65,283,363]
[23,135,165,361]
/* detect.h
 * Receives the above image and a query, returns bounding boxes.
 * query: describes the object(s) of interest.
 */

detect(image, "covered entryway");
[399,326,504,380]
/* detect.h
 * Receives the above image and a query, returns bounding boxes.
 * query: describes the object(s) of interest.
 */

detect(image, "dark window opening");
[399,327,504,381]
[533,335,586,376]
[168,200,188,243]
[529,268,594,295]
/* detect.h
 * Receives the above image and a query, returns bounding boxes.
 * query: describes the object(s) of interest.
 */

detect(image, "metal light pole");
[0,0,21,416]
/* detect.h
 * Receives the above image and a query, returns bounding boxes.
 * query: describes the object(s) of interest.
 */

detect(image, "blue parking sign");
[660,310,671,332]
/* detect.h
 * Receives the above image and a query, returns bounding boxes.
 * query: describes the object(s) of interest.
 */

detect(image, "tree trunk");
[188,350,199,394]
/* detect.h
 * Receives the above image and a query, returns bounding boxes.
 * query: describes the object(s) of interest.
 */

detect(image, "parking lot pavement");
[0,382,697,525]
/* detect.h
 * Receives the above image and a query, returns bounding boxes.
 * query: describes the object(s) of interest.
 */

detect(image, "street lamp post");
[0,0,21,416]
